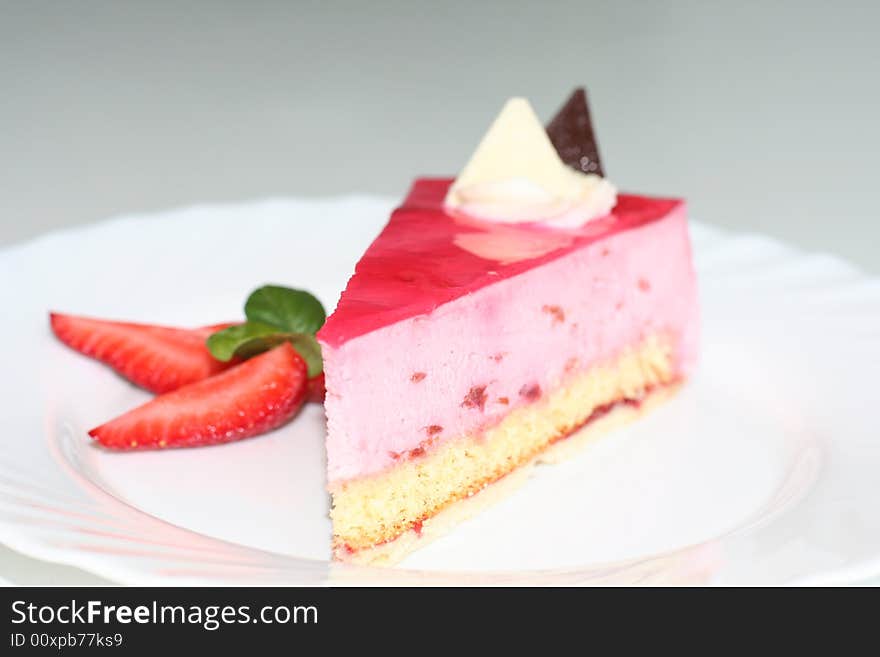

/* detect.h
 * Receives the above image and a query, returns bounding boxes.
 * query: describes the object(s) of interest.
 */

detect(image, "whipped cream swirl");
[447,171,617,228]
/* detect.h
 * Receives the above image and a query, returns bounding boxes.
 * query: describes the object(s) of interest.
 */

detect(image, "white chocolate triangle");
[446,98,584,207]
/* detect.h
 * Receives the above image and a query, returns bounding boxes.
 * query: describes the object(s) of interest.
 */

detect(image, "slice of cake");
[318,89,699,565]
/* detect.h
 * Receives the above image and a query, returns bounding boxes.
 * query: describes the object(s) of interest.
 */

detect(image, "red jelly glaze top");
[318,178,682,348]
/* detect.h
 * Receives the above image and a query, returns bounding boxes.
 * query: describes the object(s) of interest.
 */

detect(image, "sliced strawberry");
[50,313,238,394]
[89,343,307,450]
[200,322,240,334]
[306,372,325,404]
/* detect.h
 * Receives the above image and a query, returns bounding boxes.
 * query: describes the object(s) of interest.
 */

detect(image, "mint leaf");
[244,285,326,336]
[206,322,284,362]
[206,285,327,377]
[286,333,323,378]
[206,322,324,377]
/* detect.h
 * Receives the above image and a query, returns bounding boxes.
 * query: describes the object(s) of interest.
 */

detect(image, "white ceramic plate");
[1,197,879,585]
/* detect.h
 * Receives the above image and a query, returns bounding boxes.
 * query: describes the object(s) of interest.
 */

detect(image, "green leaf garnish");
[206,285,327,377]
[244,285,326,336]
[284,333,323,378]
[206,321,290,362]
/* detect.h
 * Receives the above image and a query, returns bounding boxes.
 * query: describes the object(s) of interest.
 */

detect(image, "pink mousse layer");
[319,179,699,483]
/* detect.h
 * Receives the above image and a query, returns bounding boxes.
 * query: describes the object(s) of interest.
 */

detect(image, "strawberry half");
[306,372,325,404]
[50,313,237,394]
[89,343,307,450]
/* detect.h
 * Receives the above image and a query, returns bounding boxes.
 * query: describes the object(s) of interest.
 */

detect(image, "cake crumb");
[425,425,443,436]
[497,396,510,405]
[410,371,426,383]
[638,278,651,292]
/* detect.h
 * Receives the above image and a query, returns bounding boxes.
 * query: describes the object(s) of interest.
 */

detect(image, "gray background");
[1,1,878,583]
[3,1,879,271]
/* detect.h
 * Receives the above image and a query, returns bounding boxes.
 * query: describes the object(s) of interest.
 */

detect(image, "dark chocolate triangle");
[546,87,604,177]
